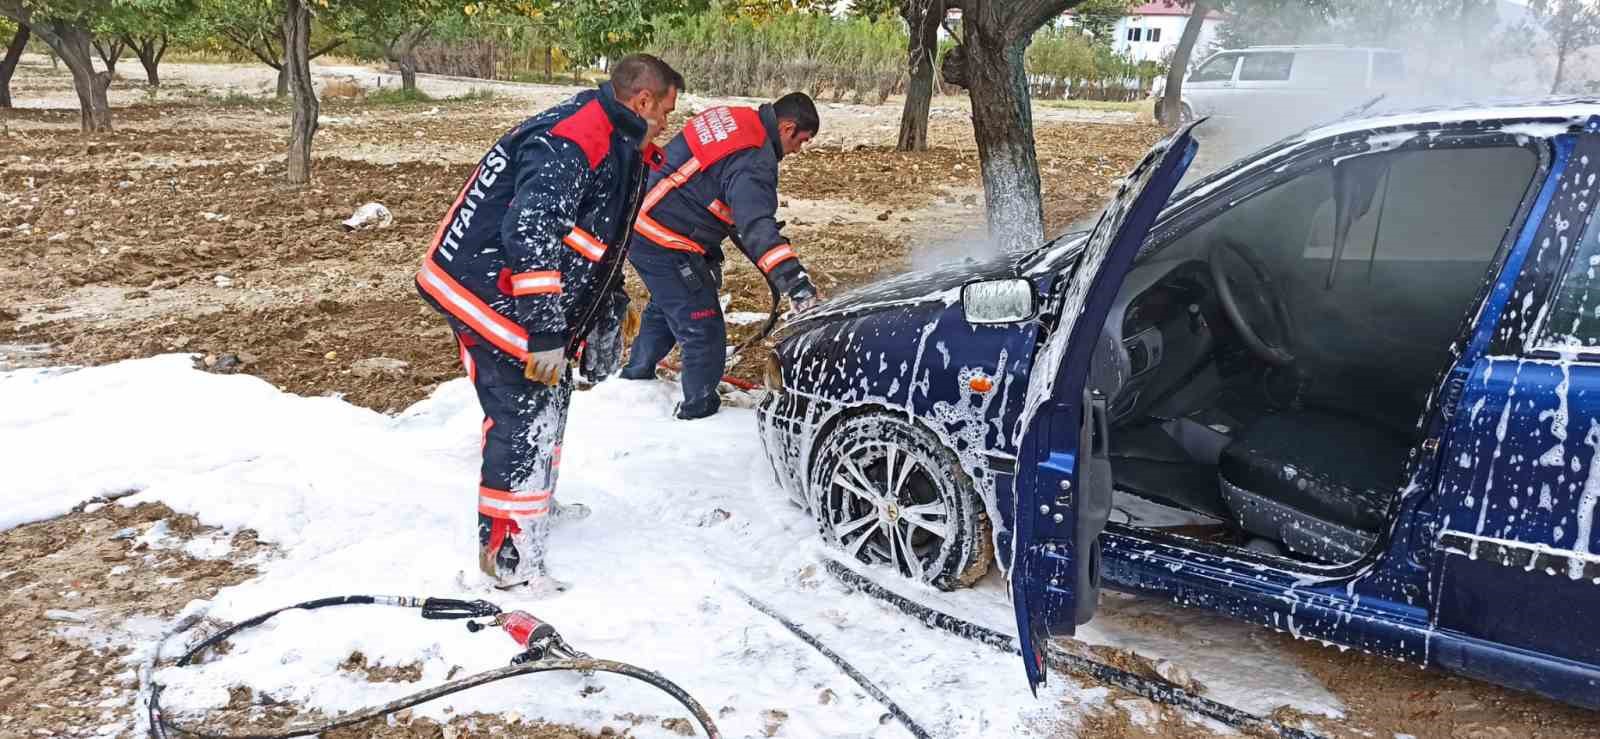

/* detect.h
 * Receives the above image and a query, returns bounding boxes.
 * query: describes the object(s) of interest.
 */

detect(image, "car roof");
[1169,98,1600,211]
[1231,45,1401,54]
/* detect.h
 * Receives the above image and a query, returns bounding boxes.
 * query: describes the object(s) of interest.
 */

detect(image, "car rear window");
[1240,52,1295,82]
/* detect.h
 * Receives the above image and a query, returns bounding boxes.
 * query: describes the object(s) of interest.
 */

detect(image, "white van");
[1158,45,1407,126]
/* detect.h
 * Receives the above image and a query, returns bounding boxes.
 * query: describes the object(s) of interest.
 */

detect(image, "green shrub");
[652,11,907,104]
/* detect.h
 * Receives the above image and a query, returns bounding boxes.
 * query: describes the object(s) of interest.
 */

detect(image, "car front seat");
[1217,411,1411,563]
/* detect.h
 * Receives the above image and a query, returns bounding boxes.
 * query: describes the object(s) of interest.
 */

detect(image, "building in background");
[1065,2,1227,63]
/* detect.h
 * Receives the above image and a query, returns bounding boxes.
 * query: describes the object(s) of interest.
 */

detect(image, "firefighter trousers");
[457,333,572,585]
[622,249,726,417]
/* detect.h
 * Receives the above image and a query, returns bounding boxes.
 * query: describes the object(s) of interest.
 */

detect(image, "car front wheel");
[810,413,993,590]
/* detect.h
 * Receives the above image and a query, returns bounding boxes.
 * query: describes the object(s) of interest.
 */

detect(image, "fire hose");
[822,560,1326,739]
[145,595,721,739]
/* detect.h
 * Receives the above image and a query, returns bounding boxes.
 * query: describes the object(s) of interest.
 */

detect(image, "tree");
[847,0,897,18]
[342,0,450,91]
[1073,0,1130,44]
[896,0,943,151]
[283,0,316,184]
[1532,0,1600,94]
[0,18,26,108]
[203,0,344,97]
[1157,0,1210,126]
[941,0,1083,252]
[91,32,120,72]
[118,1,199,87]
[0,0,115,131]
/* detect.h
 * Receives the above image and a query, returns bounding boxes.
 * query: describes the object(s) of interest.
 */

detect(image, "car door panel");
[1428,128,1600,684]
[1011,122,1199,691]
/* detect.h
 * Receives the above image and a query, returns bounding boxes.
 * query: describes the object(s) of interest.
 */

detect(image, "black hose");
[146,596,720,739]
[823,560,1325,739]
[730,586,933,739]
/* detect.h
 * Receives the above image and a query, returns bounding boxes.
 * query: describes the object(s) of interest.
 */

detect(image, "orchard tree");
[1532,0,1600,94]
[118,1,200,86]
[0,0,116,131]
[203,0,344,97]
[91,32,121,72]
[1,16,26,108]
[896,0,943,151]
[940,0,1085,252]
[344,0,453,91]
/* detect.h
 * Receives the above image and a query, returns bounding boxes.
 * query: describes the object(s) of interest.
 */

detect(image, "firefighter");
[619,93,821,419]
[415,54,681,592]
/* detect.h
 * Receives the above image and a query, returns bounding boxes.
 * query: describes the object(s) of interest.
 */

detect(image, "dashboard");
[1088,259,1220,423]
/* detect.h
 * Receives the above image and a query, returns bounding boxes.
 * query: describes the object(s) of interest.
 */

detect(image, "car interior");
[1088,142,1540,565]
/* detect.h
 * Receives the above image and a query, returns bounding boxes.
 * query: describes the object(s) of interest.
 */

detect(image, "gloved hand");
[524,348,567,386]
[578,295,630,383]
[790,278,820,314]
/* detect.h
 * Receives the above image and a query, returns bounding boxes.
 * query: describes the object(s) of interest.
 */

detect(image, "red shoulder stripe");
[549,99,614,170]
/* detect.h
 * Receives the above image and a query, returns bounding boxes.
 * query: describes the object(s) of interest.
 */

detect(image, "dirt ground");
[4,58,1598,738]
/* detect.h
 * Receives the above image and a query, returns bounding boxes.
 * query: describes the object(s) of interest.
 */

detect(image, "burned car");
[757,101,1600,707]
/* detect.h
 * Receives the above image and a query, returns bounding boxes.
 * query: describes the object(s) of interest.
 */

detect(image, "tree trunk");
[283,0,318,185]
[0,23,27,109]
[1160,0,1212,127]
[127,33,167,87]
[28,21,112,131]
[93,36,123,74]
[276,66,288,98]
[1552,47,1568,95]
[961,19,1045,252]
[544,45,552,81]
[385,27,429,92]
[897,0,944,152]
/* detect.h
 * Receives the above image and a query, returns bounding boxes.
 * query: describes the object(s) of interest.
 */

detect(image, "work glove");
[789,277,820,314]
[524,348,567,387]
[577,295,630,384]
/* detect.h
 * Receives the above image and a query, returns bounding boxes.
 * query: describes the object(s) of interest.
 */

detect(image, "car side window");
[1239,52,1294,82]
[1191,54,1239,83]
[1537,207,1600,351]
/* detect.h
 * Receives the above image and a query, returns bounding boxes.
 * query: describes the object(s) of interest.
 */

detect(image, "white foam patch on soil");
[2,355,1341,735]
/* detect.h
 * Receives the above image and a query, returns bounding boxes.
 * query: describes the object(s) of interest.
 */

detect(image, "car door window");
[1190,54,1239,83]
[1239,52,1294,82]
[1535,204,1600,351]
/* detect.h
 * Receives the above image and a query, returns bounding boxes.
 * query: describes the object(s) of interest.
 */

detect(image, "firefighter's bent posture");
[416,55,681,591]
[620,94,821,419]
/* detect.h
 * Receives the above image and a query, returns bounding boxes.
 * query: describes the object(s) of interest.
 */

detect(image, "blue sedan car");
[757,101,1600,709]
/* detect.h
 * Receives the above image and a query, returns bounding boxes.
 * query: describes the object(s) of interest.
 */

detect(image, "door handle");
[1089,394,1110,458]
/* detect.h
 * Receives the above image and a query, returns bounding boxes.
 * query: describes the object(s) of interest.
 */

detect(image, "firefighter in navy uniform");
[415,55,681,592]
[619,93,821,419]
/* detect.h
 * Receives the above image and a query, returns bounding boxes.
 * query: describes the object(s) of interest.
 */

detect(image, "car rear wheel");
[810,414,993,590]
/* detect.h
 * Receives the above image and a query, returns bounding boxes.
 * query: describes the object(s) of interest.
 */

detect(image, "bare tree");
[0,22,27,108]
[1532,0,1600,95]
[283,0,317,184]
[1158,0,1212,126]
[897,0,945,151]
[941,0,1082,252]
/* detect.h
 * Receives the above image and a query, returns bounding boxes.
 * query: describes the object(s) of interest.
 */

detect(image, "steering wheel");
[1208,239,1296,367]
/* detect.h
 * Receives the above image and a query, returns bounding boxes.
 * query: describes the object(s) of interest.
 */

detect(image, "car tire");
[809,413,993,590]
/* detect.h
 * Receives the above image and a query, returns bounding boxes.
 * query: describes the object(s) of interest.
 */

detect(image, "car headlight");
[763,351,784,392]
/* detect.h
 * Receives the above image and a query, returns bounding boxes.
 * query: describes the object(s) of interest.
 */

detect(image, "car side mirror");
[962,278,1036,324]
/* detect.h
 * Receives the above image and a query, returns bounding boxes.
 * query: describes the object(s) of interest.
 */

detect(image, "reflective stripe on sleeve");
[756,244,797,273]
[510,271,563,296]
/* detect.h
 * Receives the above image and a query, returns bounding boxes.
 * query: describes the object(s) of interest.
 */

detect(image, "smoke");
[1176,0,1551,180]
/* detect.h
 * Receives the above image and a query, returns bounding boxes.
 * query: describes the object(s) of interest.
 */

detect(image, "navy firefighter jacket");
[416,82,664,364]
[628,104,811,298]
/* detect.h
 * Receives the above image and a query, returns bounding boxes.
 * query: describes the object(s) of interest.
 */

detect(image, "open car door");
[1011,124,1199,692]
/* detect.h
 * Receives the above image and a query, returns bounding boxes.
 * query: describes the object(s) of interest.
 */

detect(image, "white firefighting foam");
[1,355,1341,736]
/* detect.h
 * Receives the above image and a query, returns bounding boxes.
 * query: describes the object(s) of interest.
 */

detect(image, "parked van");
[1158,45,1407,127]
